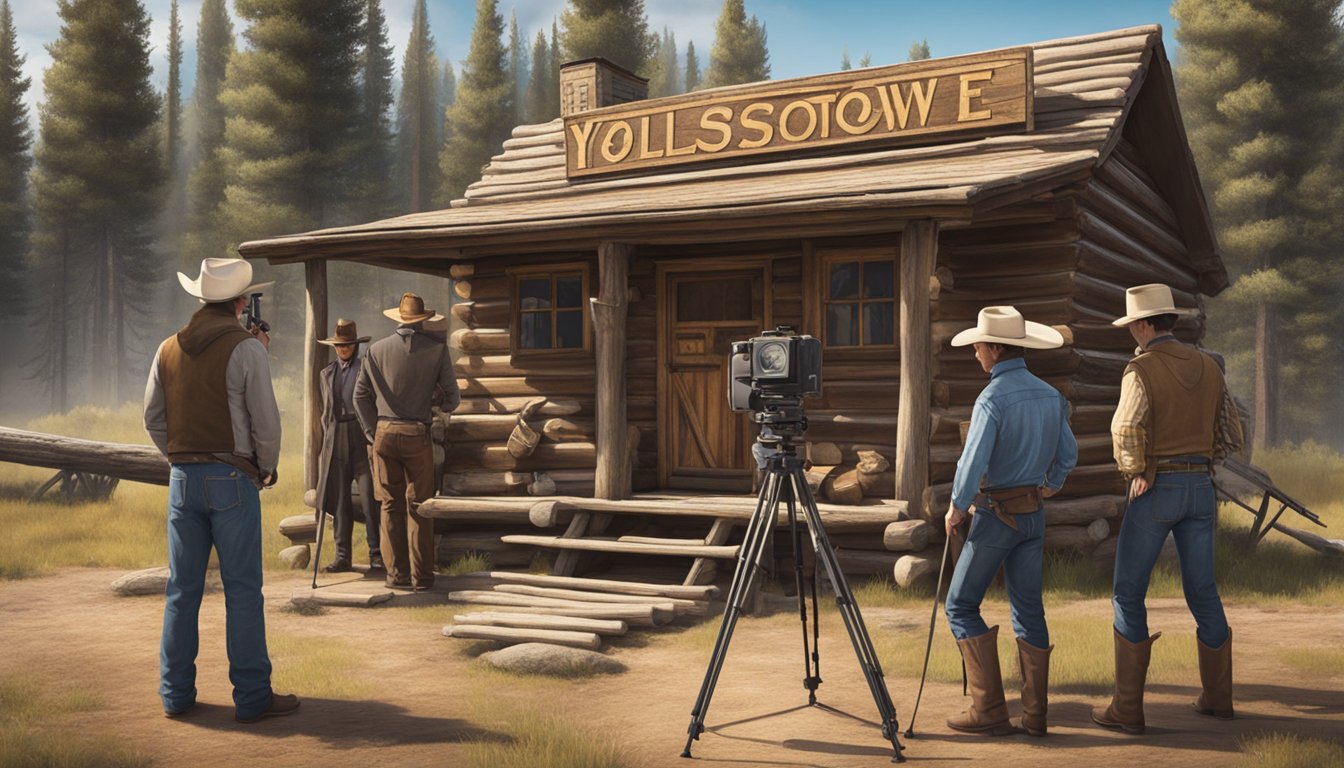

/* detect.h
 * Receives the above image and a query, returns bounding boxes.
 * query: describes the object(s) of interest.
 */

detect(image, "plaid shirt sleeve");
[1213,385,1244,462]
[1111,369,1148,479]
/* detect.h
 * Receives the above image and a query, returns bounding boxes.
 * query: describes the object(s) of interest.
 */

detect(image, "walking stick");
[905,531,954,738]
[311,506,327,590]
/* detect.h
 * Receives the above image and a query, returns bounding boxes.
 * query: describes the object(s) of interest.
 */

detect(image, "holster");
[973,485,1043,531]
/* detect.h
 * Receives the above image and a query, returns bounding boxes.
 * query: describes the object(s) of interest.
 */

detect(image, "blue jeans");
[160,463,273,718]
[945,507,1048,648]
[1112,471,1228,648]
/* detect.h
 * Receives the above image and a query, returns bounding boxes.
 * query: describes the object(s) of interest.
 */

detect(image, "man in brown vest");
[354,293,460,591]
[1093,283,1243,734]
[143,257,299,723]
[315,319,381,573]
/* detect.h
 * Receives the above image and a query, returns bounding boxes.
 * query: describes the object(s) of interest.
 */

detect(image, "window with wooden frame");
[509,264,591,353]
[821,252,897,349]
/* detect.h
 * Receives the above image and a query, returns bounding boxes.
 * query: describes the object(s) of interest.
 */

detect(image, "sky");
[10,0,1179,123]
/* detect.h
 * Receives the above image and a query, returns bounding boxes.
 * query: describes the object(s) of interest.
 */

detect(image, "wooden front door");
[659,265,769,492]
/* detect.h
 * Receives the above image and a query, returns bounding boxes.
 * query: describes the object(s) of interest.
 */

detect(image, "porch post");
[896,220,938,509]
[303,259,329,497]
[592,242,631,500]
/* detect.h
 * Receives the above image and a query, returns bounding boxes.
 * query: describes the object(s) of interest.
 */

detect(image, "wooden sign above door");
[564,49,1032,179]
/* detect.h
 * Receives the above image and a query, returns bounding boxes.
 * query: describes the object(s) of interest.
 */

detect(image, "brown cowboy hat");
[318,318,371,346]
[383,292,443,324]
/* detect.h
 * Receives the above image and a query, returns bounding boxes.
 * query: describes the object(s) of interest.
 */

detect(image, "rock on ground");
[481,642,626,677]
[279,545,311,569]
[111,566,171,596]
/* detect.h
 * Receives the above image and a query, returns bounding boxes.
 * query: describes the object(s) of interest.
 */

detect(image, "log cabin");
[240,25,1227,583]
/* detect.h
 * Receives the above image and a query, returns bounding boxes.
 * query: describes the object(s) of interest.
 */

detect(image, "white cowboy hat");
[177,257,274,302]
[1111,283,1195,327]
[383,292,443,323]
[951,306,1063,349]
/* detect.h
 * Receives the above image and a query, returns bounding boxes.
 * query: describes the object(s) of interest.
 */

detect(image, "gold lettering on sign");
[601,121,633,163]
[637,115,664,159]
[664,111,696,156]
[568,121,597,170]
[836,90,880,135]
[890,79,938,130]
[696,105,733,152]
[779,99,818,142]
[739,102,774,148]
[959,71,993,121]
[806,94,838,139]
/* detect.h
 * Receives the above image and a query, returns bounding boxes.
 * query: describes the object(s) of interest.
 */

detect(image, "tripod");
[680,431,905,762]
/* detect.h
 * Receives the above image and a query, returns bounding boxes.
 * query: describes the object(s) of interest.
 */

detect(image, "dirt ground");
[3,568,1342,768]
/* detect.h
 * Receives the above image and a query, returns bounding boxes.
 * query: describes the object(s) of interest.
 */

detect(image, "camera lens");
[756,341,789,378]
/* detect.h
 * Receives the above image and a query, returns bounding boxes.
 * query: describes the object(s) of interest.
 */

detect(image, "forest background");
[0,0,1340,456]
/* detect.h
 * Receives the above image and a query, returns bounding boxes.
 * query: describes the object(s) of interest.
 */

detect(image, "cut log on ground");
[443,624,602,650]
[893,552,939,588]
[884,520,932,552]
[823,470,864,505]
[279,514,317,544]
[805,465,839,497]
[451,611,628,636]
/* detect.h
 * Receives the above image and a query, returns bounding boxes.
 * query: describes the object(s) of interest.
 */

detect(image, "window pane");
[556,275,583,308]
[556,310,583,348]
[863,302,895,345]
[519,278,552,310]
[829,262,859,300]
[520,312,552,349]
[863,260,894,299]
[826,303,859,346]
[677,278,754,321]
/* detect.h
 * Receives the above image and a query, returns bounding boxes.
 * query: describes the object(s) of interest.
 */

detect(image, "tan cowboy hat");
[1111,283,1196,327]
[383,292,443,324]
[318,319,370,346]
[177,257,273,302]
[951,306,1064,349]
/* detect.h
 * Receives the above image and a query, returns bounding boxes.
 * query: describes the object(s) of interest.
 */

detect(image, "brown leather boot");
[1092,629,1160,734]
[947,626,1015,736]
[1017,637,1053,737]
[1193,629,1233,719]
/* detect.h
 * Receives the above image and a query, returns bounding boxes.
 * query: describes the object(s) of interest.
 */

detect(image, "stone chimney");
[559,58,649,116]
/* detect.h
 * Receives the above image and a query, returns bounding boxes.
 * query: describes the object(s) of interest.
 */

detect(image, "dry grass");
[1236,732,1344,768]
[1276,647,1344,679]
[443,552,492,576]
[0,674,148,768]
[265,630,374,700]
[457,677,631,768]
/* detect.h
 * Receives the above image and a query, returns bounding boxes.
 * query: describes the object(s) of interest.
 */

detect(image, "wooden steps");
[499,534,741,559]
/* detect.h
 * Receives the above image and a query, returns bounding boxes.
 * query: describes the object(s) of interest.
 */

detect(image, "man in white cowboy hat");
[315,319,382,574]
[354,293,460,591]
[1093,283,1243,735]
[143,257,299,723]
[942,306,1077,738]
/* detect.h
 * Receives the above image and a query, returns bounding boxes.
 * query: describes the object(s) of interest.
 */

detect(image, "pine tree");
[395,0,441,213]
[29,0,164,406]
[560,0,656,76]
[0,0,31,322]
[549,20,562,116]
[509,10,528,126]
[858,52,872,68]
[526,29,552,122]
[183,0,233,262]
[442,59,458,110]
[684,39,700,91]
[438,0,511,204]
[1174,0,1344,446]
[647,27,680,97]
[705,0,770,88]
[164,0,182,182]
[908,38,930,61]
[840,46,851,71]
[351,0,395,221]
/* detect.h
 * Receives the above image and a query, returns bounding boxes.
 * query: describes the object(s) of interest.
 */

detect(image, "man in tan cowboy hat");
[943,306,1077,737]
[143,257,299,723]
[315,319,382,574]
[1093,283,1243,734]
[354,293,460,591]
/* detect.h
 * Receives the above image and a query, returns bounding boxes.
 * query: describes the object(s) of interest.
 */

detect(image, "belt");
[378,417,430,426]
[1155,461,1210,473]
[167,452,262,483]
[336,414,359,423]
[973,485,1042,531]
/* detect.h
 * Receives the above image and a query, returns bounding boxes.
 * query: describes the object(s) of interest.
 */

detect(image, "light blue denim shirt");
[951,357,1078,511]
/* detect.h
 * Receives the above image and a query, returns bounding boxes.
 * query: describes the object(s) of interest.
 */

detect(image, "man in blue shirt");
[943,306,1078,737]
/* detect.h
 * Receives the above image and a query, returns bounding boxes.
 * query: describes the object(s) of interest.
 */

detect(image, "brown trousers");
[371,421,436,586]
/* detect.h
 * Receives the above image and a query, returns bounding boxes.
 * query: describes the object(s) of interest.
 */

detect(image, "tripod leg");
[786,483,820,703]
[791,470,905,762]
[905,533,952,738]
[682,471,783,758]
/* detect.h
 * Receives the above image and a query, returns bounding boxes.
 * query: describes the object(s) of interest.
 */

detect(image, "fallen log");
[442,624,602,650]
[451,611,628,636]
[0,426,168,485]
